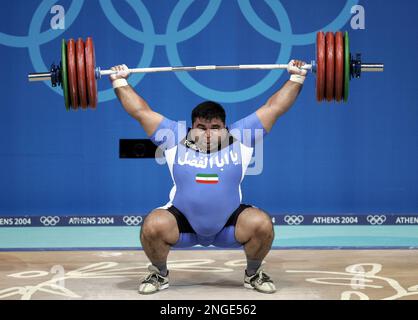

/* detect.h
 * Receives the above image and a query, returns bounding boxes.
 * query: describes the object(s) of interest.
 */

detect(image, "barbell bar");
[27,32,384,110]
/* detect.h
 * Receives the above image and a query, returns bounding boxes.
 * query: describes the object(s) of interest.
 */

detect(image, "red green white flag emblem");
[195,174,219,184]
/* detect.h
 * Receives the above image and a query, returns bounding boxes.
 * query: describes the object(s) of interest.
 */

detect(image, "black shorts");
[166,204,253,234]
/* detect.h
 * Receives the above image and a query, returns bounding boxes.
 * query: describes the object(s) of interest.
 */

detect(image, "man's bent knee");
[141,209,179,242]
[253,215,274,238]
[235,207,274,243]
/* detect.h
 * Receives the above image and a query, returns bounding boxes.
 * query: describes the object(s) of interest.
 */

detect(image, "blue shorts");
[166,204,253,248]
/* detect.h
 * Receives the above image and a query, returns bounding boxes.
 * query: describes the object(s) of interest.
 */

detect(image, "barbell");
[27,31,384,111]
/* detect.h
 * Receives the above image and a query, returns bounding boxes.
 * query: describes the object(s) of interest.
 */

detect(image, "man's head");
[191,101,226,126]
[189,101,228,152]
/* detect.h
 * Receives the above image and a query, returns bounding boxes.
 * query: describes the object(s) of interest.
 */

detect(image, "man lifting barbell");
[110,60,307,295]
[26,31,383,294]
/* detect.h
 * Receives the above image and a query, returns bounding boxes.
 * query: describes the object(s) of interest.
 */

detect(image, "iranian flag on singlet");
[195,174,219,184]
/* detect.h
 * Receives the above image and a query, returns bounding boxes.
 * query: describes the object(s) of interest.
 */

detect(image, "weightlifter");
[111,60,308,294]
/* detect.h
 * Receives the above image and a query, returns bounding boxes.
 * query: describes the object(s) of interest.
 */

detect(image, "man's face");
[189,117,228,152]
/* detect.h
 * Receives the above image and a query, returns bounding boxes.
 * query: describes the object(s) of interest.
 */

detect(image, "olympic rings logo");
[123,216,143,226]
[284,215,304,225]
[366,215,387,225]
[0,0,358,104]
[40,216,60,226]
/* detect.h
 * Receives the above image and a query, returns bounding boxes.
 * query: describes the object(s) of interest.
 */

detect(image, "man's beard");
[194,139,218,153]
[189,132,229,153]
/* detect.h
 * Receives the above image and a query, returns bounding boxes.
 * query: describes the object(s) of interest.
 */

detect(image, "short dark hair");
[191,101,226,125]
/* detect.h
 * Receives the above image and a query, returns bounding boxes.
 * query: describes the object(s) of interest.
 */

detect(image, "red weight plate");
[316,32,326,102]
[67,39,79,109]
[85,37,97,108]
[335,32,344,102]
[76,38,88,109]
[325,32,335,102]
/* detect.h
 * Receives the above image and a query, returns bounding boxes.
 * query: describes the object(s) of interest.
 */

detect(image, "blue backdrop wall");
[0,0,417,217]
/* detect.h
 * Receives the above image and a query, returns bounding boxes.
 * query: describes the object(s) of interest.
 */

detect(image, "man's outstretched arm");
[256,60,307,133]
[110,64,163,136]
